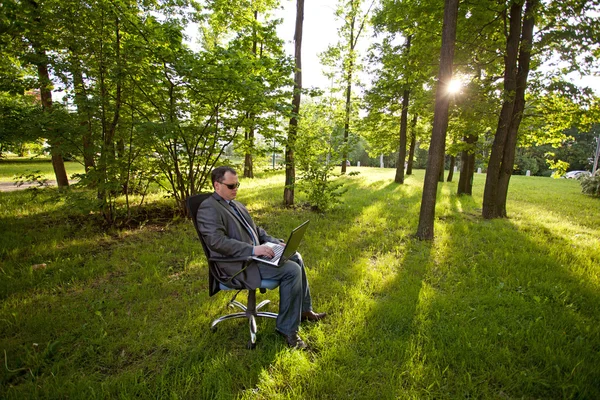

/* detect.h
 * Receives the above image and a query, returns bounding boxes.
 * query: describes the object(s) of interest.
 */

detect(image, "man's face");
[214,171,239,201]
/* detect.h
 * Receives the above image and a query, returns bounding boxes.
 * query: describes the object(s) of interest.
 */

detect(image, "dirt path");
[0,180,75,192]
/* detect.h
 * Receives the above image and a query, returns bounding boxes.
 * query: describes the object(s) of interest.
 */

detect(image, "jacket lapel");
[213,195,254,240]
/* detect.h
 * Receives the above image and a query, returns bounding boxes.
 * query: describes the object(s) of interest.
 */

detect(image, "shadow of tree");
[3,172,599,398]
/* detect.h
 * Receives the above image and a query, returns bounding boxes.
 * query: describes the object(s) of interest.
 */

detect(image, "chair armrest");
[209,255,254,289]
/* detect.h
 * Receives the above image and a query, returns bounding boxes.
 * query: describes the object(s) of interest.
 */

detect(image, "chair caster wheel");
[247,341,256,350]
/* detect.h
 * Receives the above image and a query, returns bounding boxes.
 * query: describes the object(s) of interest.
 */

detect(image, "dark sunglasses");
[221,182,240,190]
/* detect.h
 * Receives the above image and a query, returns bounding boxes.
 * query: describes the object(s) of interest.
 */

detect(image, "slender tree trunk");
[482,2,523,219]
[244,111,255,179]
[107,17,122,167]
[495,0,538,217]
[341,1,360,175]
[394,35,412,183]
[394,88,410,183]
[244,10,259,179]
[447,155,455,182]
[244,140,254,178]
[37,57,70,188]
[457,134,477,195]
[406,114,417,175]
[98,14,122,222]
[341,52,354,174]
[27,0,69,188]
[416,0,459,240]
[72,63,96,173]
[284,0,304,206]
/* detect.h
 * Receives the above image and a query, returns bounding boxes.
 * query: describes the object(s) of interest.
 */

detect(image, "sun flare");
[447,78,463,94]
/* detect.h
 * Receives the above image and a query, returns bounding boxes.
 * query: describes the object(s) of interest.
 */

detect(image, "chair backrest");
[186,193,231,295]
[186,193,212,239]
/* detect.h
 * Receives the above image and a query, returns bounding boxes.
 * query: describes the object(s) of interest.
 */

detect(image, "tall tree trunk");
[284,0,304,206]
[394,88,410,183]
[406,114,417,175]
[495,0,538,217]
[244,10,259,179]
[244,112,255,179]
[438,155,445,182]
[447,155,455,182]
[394,35,412,183]
[457,134,477,195]
[27,0,69,188]
[98,14,122,222]
[108,16,122,175]
[416,0,459,240]
[482,2,523,219]
[71,63,96,173]
[341,28,355,175]
[37,56,69,188]
[244,141,254,178]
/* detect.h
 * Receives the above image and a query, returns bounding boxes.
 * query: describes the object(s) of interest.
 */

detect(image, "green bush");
[580,173,600,197]
[295,103,346,211]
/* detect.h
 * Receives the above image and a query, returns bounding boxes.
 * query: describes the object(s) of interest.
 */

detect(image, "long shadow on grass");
[245,176,438,398]
[118,174,428,398]
[395,193,600,398]
[0,188,184,300]
[1,173,434,398]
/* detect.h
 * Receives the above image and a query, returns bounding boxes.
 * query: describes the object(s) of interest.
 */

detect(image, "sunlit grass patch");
[1,167,599,399]
[0,158,85,183]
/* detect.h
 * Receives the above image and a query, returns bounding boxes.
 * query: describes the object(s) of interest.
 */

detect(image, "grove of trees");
[1,0,599,237]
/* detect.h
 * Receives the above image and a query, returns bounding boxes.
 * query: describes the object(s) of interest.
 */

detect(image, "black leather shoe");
[301,310,327,322]
[276,330,307,349]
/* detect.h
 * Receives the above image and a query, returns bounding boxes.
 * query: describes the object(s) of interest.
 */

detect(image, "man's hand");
[254,244,276,258]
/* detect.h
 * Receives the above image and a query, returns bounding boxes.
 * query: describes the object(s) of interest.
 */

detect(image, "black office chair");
[186,193,279,349]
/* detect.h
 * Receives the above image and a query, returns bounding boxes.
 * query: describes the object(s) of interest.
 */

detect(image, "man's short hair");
[211,166,237,186]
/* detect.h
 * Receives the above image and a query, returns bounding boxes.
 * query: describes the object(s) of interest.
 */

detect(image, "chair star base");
[210,288,278,349]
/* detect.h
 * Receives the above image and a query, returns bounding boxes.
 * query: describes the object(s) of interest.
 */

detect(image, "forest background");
[1,0,599,226]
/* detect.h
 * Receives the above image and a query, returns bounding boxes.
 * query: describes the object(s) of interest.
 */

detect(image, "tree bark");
[244,144,254,178]
[284,0,304,206]
[394,88,410,183]
[71,62,96,173]
[482,2,523,219]
[447,155,455,182]
[341,15,355,175]
[438,155,445,182]
[406,114,417,175]
[27,0,69,188]
[244,10,259,179]
[457,134,477,195]
[495,0,538,217]
[416,0,459,240]
[37,57,70,188]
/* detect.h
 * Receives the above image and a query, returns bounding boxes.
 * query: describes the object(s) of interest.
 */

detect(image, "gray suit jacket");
[197,192,280,290]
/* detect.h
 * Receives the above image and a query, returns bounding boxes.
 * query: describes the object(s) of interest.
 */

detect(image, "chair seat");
[219,279,279,291]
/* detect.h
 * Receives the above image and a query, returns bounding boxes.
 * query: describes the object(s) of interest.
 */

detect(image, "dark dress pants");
[257,253,313,336]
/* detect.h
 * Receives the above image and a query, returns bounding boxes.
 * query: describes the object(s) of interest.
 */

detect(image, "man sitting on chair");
[197,166,326,349]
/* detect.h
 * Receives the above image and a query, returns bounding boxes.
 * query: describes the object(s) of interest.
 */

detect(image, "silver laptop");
[252,220,310,267]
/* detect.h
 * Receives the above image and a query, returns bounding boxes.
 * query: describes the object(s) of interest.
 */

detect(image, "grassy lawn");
[0,157,85,183]
[1,166,599,399]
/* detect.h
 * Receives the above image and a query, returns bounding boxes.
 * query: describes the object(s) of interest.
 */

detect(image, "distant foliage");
[295,102,347,211]
[547,159,569,178]
[580,173,600,197]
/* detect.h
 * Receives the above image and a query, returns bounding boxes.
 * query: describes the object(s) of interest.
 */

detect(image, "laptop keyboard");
[257,244,284,261]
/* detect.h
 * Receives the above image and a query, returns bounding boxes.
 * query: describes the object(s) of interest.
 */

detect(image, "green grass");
[1,166,599,399]
[0,157,85,183]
